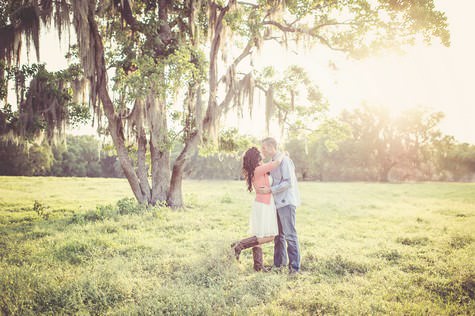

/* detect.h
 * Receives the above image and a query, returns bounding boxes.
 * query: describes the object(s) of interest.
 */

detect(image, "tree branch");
[218,38,254,85]
[254,82,267,93]
[114,0,143,32]
[237,1,258,8]
[262,20,348,52]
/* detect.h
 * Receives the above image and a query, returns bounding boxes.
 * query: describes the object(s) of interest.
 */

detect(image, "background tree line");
[0,135,122,177]
[2,105,474,182]
[286,105,475,182]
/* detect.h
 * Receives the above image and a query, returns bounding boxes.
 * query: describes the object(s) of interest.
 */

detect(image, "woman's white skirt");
[249,195,279,238]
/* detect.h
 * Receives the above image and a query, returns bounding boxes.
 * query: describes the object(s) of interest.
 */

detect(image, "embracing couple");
[231,137,301,274]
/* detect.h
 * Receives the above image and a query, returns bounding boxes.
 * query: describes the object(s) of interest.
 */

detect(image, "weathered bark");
[146,92,170,204]
[167,131,200,208]
[150,142,170,204]
[135,99,152,201]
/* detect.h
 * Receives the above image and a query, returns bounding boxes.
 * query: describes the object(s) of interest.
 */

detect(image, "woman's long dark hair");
[242,147,262,192]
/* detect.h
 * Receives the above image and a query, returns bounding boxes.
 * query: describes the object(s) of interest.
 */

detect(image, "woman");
[231,147,284,271]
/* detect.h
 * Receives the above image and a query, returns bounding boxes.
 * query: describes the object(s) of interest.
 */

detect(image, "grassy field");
[0,176,474,315]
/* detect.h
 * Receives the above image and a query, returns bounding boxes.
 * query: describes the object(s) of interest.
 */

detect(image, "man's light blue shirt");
[270,153,301,209]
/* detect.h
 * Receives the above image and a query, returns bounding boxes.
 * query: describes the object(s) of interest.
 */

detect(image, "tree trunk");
[135,99,152,201]
[147,92,170,204]
[167,131,200,208]
[86,5,146,203]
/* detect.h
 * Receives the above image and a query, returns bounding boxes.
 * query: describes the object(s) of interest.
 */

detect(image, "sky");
[229,0,475,144]
[22,0,475,144]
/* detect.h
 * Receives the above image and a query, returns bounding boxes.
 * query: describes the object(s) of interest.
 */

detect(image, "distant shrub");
[116,198,147,215]
[33,200,50,220]
[69,198,156,224]
[70,204,116,224]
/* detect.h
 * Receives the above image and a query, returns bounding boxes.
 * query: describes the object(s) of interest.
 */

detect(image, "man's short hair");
[261,137,277,149]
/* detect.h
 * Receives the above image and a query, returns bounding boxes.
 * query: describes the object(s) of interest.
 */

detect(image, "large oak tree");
[0,0,449,207]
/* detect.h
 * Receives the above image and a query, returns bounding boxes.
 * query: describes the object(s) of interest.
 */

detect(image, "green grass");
[1,176,474,315]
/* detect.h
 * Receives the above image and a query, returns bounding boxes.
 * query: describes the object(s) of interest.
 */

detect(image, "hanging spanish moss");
[0,0,73,101]
[8,66,87,145]
[243,72,254,116]
[71,0,95,102]
[229,72,254,118]
[265,85,274,135]
[18,75,68,144]
[0,0,94,146]
[40,0,72,42]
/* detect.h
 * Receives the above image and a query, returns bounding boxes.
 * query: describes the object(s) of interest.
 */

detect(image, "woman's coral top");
[252,162,277,205]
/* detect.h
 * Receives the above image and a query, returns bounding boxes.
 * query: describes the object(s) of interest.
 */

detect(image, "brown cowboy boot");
[252,247,264,271]
[252,247,270,272]
[231,236,259,260]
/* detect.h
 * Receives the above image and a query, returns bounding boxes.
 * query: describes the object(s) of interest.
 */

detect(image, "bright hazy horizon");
[230,0,475,144]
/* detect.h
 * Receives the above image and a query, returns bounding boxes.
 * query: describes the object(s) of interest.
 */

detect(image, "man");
[257,137,301,274]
